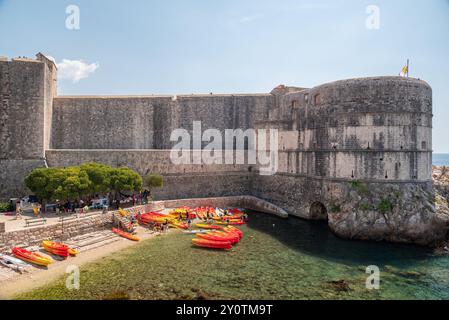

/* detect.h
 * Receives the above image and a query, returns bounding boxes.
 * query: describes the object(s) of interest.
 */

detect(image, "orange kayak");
[224,226,243,239]
[207,231,240,244]
[197,232,232,242]
[222,214,244,220]
[195,223,222,230]
[140,213,173,224]
[112,228,140,241]
[12,247,52,267]
[169,221,189,230]
[192,238,232,250]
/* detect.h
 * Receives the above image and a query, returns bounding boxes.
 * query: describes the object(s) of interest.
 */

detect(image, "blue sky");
[1,0,448,152]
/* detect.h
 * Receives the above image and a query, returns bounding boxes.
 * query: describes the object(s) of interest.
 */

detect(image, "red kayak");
[222,215,243,220]
[224,226,243,239]
[42,241,70,258]
[229,208,244,215]
[192,238,232,250]
[228,221,245,226]
[196,232,237,244]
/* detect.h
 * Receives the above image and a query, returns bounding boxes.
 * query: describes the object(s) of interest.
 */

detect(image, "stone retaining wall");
[154,195,288,217]
[0,213,112,253]
[0,202,164,253]
[0,197,286,252]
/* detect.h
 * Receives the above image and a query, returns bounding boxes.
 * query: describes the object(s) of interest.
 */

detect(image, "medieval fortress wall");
[0,54,444,245]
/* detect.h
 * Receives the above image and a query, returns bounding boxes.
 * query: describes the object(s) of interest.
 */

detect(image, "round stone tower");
[255,76,446,245]
[301,76,433,182]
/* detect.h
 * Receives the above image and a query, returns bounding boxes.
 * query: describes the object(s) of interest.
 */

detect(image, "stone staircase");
[64,230,122,253]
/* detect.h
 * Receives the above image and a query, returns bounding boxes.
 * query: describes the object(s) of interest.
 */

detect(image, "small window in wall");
[292,100,299,108]
[314,94,321,105]
[304,93,309,103]
[422,141,427,150]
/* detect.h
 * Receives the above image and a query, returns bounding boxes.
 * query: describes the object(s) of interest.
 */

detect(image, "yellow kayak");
[169,221,189,230]
[195,223,223,230]
[68,248,78,256]
[12,247,52,267]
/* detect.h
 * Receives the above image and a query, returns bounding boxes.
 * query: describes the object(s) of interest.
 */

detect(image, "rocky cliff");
[326,166,449,247]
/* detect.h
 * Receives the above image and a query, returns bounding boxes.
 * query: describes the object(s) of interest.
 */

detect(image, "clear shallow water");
[18,213,449,300]
[434,153,449,166]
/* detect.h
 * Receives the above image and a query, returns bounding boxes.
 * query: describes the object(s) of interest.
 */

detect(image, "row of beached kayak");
[6,226,142,269]
[138,212,189,229]
[2,207,247,271]
[191,226,244,250]
[189,207,247,250]
[192,207,246,222]
[134,206,247,250]
[7,240,79,268]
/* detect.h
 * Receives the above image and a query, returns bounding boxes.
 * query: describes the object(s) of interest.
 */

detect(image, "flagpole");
[407,59,409,77]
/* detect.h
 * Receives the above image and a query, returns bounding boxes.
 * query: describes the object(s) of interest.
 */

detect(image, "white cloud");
[56,59,99,83]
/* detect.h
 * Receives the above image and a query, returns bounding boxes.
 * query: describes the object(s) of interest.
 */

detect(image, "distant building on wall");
[0,53,444,245]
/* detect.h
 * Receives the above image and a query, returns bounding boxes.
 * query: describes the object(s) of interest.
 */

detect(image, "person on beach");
[33,205,38,217]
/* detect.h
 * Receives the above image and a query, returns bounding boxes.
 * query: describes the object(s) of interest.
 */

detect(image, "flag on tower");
[400,60,409,77]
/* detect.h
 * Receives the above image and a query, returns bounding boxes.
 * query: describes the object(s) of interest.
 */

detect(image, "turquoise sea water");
[18,213,449,300]
[434,154,449,166]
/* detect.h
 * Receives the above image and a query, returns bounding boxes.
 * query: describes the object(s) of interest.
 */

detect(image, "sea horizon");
[433,153,449,166]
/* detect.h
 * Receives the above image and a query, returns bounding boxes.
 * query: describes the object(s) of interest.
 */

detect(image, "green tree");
[80,162,112,196]
[25,163,143,210]
[25,167,64,201]
[109,167,142,194]
[25,167,92,203]
[53,166,92,202]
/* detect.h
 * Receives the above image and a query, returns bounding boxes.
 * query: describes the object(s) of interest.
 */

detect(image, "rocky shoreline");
[433,166,449,253]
